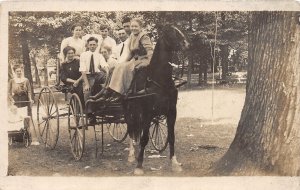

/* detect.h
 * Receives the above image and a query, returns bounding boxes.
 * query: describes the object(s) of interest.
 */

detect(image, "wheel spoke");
[38,119,46,125]
[39,99,48,114]
[41,119,49,138]
[115,124,120,139]
[71,130,76,144]
[151,123,156,139]
[159,126,165,147]
[49,97,54,114]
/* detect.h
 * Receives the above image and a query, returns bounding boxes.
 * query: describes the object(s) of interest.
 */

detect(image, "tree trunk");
[187,57,193,88]
[220,44,229,80]
[198,60,202,85]
[43,59,48,86]
[213,12,300,175]
[20,31,34,98]
[30,53,41,87]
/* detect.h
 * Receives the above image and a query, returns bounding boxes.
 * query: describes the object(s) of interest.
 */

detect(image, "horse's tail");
[124,102,143,142]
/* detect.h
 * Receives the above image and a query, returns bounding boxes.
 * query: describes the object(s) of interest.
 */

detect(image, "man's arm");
[79,53,90,91]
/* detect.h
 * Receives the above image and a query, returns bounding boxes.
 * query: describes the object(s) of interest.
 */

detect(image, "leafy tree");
[214,11,300,175]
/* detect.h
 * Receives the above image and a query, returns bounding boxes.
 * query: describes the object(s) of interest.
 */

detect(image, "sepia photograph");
[1,0,300,189]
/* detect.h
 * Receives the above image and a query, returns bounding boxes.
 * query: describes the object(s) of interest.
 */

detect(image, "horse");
[124,24,190,175]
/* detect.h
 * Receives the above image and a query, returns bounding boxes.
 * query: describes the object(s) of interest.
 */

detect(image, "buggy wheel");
[23,130,32,148]
[107,122,128,143]
[149,115,168,152]
[68,94,85,161]
[37,86,59,149]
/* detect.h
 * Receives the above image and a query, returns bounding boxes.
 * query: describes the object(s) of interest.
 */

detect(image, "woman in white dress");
[60,24,86,62]
[95,18,153,103]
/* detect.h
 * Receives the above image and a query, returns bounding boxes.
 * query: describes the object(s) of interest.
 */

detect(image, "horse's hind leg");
[134,127,150,175]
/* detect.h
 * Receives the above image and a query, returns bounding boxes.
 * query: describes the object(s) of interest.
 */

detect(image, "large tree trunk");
[20,31,34,98]
[213,12,300,175]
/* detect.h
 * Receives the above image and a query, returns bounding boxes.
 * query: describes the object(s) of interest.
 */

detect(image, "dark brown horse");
[124,24,189,175]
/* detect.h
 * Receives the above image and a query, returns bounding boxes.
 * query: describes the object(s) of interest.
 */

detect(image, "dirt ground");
[7,85,246,176]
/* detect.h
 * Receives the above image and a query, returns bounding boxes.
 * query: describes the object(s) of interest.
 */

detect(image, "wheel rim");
[37,87,59,149]
[107,122,128,143]
[149,115,168,152]
[23,131,31,147]
[68,94,85,161]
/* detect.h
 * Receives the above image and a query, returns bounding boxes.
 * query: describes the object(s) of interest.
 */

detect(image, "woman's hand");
[84,83,91,92]
[73,80,80,87]
[135,62,148,70]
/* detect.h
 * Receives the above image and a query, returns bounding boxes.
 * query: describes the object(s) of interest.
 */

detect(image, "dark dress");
[8,78,32,116]
[60,59,84,104]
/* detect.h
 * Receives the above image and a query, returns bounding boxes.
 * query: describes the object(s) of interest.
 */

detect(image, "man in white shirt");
[80,37,109,123]
[115,28,130,63]
[98,24,117,59]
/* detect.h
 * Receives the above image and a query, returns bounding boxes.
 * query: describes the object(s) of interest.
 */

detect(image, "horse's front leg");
[167,91,183,172]
[128,137,135,162]
[134,126,150,175]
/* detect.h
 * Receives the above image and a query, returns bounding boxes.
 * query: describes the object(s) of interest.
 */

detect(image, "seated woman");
[60,46,84,104]
[95,18,154,103]
[100,45,118,84]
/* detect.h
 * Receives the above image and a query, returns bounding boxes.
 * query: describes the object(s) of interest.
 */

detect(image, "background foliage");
[9,11,250,87]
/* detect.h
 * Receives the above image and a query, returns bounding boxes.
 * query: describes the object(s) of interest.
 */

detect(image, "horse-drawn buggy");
[35,24,189,174]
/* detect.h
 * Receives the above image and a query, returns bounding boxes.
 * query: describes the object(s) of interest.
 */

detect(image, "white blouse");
[60,37,86,61]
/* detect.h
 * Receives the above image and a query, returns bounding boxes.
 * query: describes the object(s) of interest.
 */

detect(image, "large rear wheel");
[37,86,59,149]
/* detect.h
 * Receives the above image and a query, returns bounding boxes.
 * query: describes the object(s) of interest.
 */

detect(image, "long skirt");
[109,58,147,95]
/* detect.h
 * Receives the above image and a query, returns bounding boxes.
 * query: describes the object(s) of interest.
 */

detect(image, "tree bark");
[198,60,202,85]
[30,52,41,87]
[20,31,34,98]
[220,44,229,80]
[213,12,300,176]
[187,57,193,88]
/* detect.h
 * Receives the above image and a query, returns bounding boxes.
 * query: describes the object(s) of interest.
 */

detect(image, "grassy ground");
[8,85,246,176]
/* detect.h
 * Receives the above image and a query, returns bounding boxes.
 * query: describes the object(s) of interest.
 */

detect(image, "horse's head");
[160,25,190,51]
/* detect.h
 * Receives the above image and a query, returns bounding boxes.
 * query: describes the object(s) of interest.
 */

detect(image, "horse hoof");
[134,168,144,175]
[128,155,136,163]
[172,164,183,172]
[171,156,183,172]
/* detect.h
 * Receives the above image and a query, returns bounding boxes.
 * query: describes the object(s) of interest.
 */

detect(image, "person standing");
[115,28,130,63]
[122,16,132,36]
[60,24,86,62]
[80,37,109,123]
[8,64,39,145]
[98,24,117,59]
[82,23,102,52]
